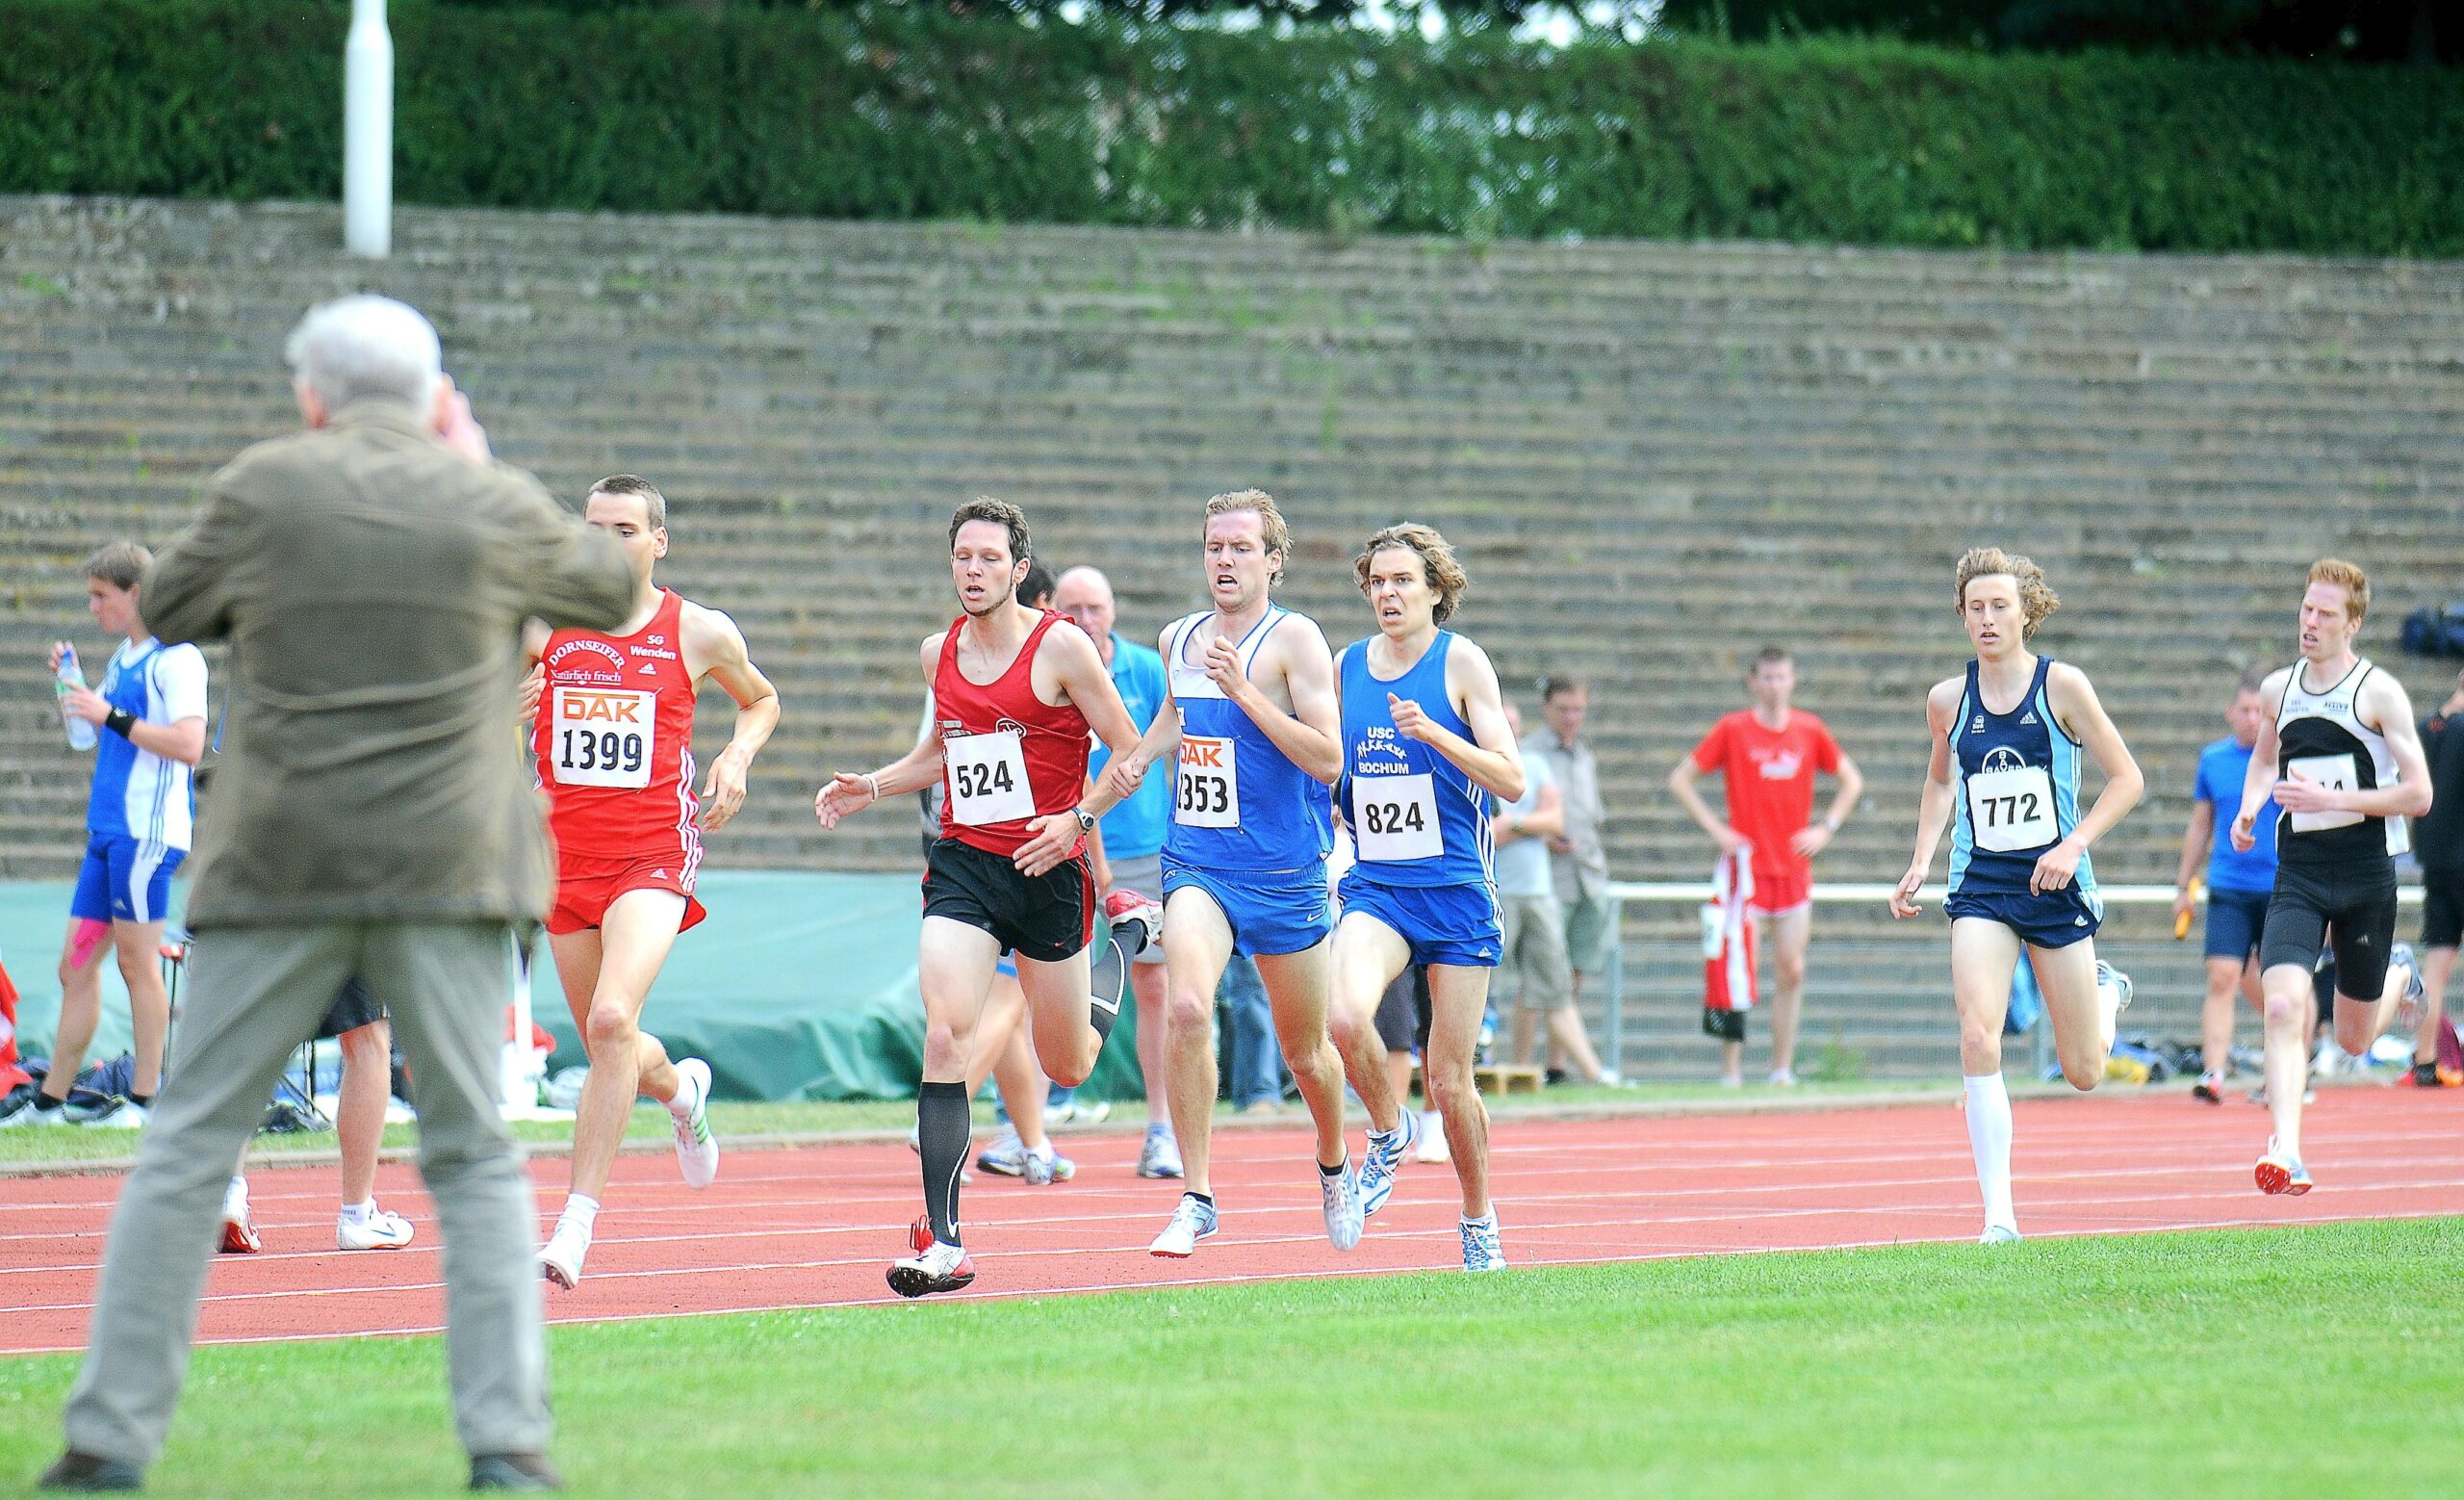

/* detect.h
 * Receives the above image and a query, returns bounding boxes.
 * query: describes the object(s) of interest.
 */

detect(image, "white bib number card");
[552,686,655,789]
[2285,753,2363,833]
[1175,736,1239,828]
[1967,764,2057,853]
[947,731,1034,826]
[1355,773,1442,862]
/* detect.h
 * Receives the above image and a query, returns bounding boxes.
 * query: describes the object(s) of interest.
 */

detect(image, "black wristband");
[105,709,137,739]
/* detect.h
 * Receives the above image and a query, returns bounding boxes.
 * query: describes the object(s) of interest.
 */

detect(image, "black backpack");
[2401,605,2464,658]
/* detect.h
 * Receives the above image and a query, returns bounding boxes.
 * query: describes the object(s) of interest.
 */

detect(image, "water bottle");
[56,645,96,751]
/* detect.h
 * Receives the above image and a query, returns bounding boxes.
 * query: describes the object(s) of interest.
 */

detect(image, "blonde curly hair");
[1953,547,2060,639]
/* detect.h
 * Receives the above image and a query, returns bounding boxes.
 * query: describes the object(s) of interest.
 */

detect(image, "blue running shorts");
[1162,858,1333,960]
[1336,870,1502,970]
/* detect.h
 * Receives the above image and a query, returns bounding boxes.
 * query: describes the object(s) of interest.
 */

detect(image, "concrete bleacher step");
[6,194,2462,1077]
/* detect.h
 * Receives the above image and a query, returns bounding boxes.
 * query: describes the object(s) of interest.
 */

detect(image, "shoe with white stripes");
[1358,1110,1419,1218]
[1319,1160,1363,1252]
[1459,1212,1506,1272]
[668,1057,719,1189]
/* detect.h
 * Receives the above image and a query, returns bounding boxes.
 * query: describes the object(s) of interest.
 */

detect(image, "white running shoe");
[77,1098,147,1129]
[218,1177,262,1254]
[538,1218,590,1289]
[886,1217,976,1298]
[338,1205,417,1251]
[1413,1110,1450,1164]
[1767,1068,1797,1087]
[669,1057,719,1189]
[1021,1144,1076,1186]
[1148,1193,1219,1257]
[1137,1126,1185,1179]
[1979,1224,2022,1246]
[1459,1213,1507,1272]
[1319,1161,1364,1252]
[1359,1111,1419,1217]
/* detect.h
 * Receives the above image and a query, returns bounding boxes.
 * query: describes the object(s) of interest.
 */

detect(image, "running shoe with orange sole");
[2255,1136,2313,1196]
[218,1179,261,1254]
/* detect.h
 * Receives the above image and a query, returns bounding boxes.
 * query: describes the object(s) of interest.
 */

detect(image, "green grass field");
[3,1217,2456,1496]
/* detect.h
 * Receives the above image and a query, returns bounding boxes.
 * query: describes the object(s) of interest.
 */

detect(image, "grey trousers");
[63,921,551,1466]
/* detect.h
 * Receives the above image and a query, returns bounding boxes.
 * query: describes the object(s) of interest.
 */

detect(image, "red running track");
[4,1090,2460,1356]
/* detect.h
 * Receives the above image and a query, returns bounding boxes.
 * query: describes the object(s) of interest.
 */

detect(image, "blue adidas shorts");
[1337,870,1502,970]
[69,833,184,926]
[1163,858,1333,959]
[2203,885,2270,963]
[1945,883,2100,949]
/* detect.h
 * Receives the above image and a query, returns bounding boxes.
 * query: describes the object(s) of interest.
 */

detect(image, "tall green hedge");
[4,1,2459,253]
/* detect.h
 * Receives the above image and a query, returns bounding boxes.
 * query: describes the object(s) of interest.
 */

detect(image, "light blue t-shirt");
[1493,751,1554,899]
[1091,634,1169,862]
[2194,737,2278,893]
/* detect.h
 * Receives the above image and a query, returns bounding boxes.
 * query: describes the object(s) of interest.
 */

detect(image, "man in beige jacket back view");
[45,296,631,1494]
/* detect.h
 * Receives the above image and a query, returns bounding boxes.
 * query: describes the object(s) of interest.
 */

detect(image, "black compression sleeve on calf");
[916,1080,971,1247]
[1088,931,1129,1043]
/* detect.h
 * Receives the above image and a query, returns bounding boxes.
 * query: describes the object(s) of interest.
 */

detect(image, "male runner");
[1669,645,1864,1086]
[1325,523,1526,1272]
[2230,559,2431,1195]
[526,475,781,1287]
[1051,563,1180,1178]
[218,981,415,1252]
[7,544,207,1129]
[2171,674,2277,1102]
[1097,490,1360,1258]
[1889,548,2142,1244]
[815,498,1149,1297]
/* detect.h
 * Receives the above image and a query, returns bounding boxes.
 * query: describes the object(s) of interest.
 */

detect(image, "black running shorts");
[1702,1005,1747,1043]
[2422,866,2464,950]
[921,837,1094,964]
[2261,861,2399,1002]
[314,977,386,1041]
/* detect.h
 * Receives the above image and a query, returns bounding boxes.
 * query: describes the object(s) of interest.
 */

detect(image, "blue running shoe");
[1358,1111,1420,1218]
[1459,1212,1506,1272]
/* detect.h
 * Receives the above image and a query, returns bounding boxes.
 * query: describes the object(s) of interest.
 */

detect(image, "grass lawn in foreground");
[2,1217,2456,1497]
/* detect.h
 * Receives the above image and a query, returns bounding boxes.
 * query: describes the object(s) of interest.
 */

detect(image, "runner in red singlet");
[815,497,1146,1298]
[524,475,780,1289]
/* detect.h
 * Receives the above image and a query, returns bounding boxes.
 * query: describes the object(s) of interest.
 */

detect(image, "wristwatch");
[1071,807,1096,833]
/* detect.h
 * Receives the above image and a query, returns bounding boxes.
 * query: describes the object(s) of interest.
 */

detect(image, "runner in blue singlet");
[1325,524,1526,1273]
[1100,491,1362,1260]
[1889,548,2143,1246]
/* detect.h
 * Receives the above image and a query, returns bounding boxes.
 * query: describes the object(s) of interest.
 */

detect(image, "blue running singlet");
[1338,632,1494,889]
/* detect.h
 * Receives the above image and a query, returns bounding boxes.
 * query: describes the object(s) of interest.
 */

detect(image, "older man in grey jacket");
[43,297,631,1495]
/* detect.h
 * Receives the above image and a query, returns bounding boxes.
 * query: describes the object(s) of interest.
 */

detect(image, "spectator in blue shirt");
[2172,674,2281,1102]
[1053,566,1181,1176]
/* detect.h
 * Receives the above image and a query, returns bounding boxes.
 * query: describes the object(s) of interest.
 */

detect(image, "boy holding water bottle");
[0,544,207,1128]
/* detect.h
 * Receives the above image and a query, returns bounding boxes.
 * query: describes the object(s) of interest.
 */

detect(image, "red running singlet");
[533,588,702,865]
[933,611,1091,859]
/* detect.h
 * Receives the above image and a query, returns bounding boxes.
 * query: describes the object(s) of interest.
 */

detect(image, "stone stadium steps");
[7,195,2462,1077]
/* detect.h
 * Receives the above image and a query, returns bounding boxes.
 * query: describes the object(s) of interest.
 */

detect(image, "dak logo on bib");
[1967,746,2056,854]
[1176,736,1239,828]
[552,686,655,789]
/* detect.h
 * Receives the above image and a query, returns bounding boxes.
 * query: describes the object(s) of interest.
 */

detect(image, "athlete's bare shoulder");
[1924,675,1964,725]
[1260,608,1334,671]
[2358,664,2418,730]
[678,597,750,672]
[2255,663,2296,703]
[521,619,552,662]
[918,630,947,678]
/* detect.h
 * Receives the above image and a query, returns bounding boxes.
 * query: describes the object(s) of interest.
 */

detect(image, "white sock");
[668,1069,700,1116]
[1963,1073,2016,1234]
[1418,1108,1442,1136]
[339,1199,373,1225]
[1461,1210,1497,1229]
[558,1194,600,1237]
[1026,1142,1055,1163]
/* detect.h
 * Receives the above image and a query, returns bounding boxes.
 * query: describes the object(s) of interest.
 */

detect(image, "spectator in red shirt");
[1668,647,1864,1084]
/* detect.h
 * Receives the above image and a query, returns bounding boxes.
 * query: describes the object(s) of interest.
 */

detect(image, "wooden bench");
[1473,1064,1545,1096]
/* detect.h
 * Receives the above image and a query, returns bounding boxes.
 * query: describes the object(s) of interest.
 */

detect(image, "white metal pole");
[343,0,393,258]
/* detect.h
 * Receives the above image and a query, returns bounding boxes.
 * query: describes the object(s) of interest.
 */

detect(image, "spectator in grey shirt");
[1521,676,1615,1041]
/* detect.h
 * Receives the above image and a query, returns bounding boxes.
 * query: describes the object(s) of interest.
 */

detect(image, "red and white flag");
[1702,850,1758,1014]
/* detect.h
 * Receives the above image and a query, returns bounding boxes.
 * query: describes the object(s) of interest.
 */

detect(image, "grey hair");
[285,296,444,411]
